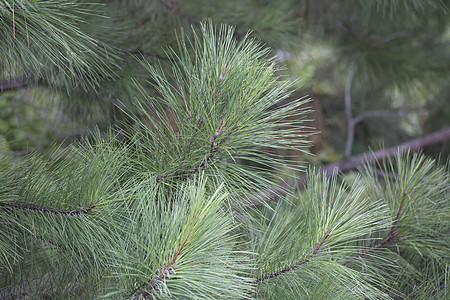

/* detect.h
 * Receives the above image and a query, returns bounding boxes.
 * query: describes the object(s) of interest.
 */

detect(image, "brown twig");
[245,126,450,207]
[130,262,176,299]
[130,216,198,299]
[155,125,235,183]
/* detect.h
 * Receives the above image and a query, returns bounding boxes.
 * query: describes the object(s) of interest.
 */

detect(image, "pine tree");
[1,1,449,299]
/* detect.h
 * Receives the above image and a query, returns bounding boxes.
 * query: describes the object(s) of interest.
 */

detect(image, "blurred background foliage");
[1,0,449,164]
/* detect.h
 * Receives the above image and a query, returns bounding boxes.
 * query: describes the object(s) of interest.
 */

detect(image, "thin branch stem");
[155,125,235,183]
[130,262,176,299]
[352,106,426,124]
[130,216,199,298]
[245,126,450,208]
[156,68,235,183]
[256,230,331,283]
[344,61,357,159]
[341,189,408,265]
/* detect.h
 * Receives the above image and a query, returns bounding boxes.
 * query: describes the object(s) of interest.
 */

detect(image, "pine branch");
[155,120,236,183]
[246,126,450,207]
[0,1,121,90]
[114,179,251,299]
[154,68,231,184]
[341,188,409,266]
[130,220,193,298]
[128,23,313,212]
[256,229,331,283]
[130,262,176,299]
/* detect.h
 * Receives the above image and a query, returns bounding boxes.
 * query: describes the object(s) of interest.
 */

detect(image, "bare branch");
[352,106,426,124]
[344,61,357,159]
[353,110,400,124]
[245,126,450,208]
